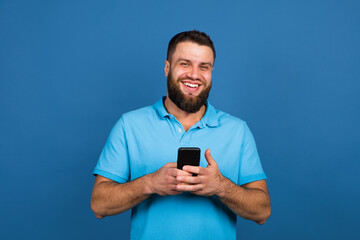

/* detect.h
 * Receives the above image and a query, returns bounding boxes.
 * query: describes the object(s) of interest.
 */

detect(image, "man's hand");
[175,149,271,224]
[149,162,191,196]
[176,149,225,196]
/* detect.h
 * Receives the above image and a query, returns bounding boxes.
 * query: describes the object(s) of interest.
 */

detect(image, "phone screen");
[177,147,201,171]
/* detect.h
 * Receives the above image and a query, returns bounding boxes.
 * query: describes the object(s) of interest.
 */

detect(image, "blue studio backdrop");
[1,0,359,239]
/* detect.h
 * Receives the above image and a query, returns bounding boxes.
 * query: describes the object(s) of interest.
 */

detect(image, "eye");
[200,65,210,71]
[180,62,189,66]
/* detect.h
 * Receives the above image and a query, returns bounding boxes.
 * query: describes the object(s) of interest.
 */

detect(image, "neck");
[164,96,206,132]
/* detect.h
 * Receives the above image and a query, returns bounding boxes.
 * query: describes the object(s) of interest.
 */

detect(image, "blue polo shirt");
[93,98,267,240]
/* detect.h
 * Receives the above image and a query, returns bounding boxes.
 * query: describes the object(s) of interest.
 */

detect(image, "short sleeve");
[238,123,267,185]
[93,117,130,183]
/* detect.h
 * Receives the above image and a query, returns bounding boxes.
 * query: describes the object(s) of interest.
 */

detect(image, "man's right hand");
[148,162,191,196]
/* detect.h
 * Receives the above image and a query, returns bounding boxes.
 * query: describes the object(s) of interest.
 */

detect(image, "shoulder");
[116,104,161,129]
[213,107,248,129]
[122,105,157,119]
[209,106,255,141]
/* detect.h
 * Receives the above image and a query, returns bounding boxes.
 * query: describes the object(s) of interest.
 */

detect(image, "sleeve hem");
[239,173,267,185]
[93,169,128,183]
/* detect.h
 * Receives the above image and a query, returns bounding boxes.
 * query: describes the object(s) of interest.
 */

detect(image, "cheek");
[174,70,188,79]
[203,73,212,83]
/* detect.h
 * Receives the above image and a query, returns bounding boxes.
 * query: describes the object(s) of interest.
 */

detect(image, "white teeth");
[184,82,199,88]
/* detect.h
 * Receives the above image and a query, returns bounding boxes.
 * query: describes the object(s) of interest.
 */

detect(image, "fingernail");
[177,176,182,181]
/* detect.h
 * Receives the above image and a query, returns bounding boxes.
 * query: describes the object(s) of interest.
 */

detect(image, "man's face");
[165,41,214,113]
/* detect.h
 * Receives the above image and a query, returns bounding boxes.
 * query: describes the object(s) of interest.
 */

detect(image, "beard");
[167,70,211,113]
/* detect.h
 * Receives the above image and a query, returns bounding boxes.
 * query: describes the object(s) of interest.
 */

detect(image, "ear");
[164,60,170,77]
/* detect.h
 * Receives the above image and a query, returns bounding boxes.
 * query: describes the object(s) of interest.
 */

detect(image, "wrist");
[142,173,155,195]
[216,175,228,198]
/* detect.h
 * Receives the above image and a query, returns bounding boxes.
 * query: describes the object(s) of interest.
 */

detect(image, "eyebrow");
[176,58,213,67]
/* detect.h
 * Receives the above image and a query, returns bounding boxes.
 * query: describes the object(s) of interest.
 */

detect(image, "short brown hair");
[167,30,216,63]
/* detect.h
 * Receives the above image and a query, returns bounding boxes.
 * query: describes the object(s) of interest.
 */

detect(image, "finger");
[205,149,217,166]
[176,183,203,192]
[169,184,182,191]
[167,185,183,195]
[176,169,192,176]
[165,162,178,168]
[176,175,202,184]
[166,176,179,185]
[182,166,206,175]
[167,168,189,177]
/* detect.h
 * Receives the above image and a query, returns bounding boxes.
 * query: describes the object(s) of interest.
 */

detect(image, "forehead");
[171,41,214,64]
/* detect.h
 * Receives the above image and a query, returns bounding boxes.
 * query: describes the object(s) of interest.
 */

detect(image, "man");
[91,30,271,240]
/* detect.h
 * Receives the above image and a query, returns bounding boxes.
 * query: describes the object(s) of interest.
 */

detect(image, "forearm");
[217,178,271,224]
[91,174,153,218]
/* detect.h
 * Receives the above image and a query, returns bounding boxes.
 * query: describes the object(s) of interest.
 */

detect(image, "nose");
[187,66,200,80]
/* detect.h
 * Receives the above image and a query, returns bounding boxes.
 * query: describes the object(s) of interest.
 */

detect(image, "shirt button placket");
[180,130,192,146]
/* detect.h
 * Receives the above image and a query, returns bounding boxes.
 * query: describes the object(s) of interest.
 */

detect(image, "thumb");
[205,149,217,166]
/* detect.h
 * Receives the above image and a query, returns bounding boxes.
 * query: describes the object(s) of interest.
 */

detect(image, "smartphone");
[177,147,201,174]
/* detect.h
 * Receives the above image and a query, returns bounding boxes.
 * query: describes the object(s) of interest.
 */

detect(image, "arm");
[91,162,190,219]
[91,174,151,219]
[176,149,271,224]
[217,179,270,224]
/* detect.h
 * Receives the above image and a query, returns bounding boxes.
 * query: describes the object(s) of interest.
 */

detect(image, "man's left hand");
[176,149,224,196]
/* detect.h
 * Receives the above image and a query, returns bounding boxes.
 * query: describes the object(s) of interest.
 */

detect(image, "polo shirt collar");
[201,102,219,127]
[153,97,219,128]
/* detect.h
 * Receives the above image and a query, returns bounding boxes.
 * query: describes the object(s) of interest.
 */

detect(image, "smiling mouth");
[183,82,199,88]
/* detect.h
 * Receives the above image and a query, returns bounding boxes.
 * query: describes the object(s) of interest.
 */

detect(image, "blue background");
[1,0,359,239]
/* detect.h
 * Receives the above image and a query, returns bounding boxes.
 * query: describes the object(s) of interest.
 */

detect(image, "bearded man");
[91,30,271,240]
